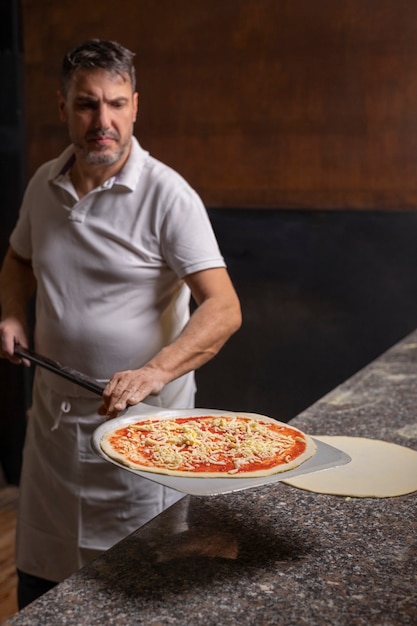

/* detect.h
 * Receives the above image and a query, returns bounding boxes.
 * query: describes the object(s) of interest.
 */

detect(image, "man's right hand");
[0,318,30,365]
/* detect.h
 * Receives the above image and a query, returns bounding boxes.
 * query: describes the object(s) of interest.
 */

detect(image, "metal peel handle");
[13,342,106,396]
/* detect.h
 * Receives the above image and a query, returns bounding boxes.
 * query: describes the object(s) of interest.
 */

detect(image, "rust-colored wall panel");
[20,0,417,209]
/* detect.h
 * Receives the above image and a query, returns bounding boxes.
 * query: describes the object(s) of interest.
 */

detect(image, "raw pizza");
[100,414,317,478]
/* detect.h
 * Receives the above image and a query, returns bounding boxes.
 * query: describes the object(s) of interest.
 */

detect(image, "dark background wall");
[19,0,417,210]
[0,0,26,484]
[196,209,417,418]
[1,1,417,483]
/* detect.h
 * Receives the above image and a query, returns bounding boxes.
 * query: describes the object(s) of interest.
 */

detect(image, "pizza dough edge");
[99,417,318,479]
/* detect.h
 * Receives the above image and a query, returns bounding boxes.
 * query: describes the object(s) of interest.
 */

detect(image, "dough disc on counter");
[282,436,417,498]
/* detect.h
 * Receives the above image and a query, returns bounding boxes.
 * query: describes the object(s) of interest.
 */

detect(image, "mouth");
[89,136,115,145]
[87,131,119,146]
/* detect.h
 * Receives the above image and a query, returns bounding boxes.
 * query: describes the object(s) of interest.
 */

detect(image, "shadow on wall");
[195,209,417,421]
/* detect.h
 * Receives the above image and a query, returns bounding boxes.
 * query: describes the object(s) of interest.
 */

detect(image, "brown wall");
[21,0,417,209]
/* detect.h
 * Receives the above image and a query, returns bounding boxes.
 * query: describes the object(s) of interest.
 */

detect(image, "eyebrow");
[74,95,130,104]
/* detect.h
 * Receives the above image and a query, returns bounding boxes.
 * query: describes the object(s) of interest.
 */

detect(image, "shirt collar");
[48,137,149,191]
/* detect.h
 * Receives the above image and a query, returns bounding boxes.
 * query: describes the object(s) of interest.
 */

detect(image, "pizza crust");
[100,414,317,478]
[282,436,417,498]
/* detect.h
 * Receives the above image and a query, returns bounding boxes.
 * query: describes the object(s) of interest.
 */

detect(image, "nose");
[95,103,110,129]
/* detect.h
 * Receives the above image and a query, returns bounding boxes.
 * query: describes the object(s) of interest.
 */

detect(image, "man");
[0,39,241,608]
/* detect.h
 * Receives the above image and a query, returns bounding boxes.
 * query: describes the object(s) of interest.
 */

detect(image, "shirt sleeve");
[159,183,226,278]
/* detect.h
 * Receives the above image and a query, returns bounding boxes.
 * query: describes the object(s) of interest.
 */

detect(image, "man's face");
[58,68,138,168]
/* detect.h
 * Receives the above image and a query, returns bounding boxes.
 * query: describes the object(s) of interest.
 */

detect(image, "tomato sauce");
[109,416,307,474]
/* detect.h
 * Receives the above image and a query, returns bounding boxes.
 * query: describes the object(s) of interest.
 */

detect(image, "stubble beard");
[75,130,131,166]
[83,147,125,166]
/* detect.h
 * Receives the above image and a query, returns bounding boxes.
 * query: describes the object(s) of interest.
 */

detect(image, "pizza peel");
[14,342,106,395]
[13,343,352,496]
[91,408,352,496]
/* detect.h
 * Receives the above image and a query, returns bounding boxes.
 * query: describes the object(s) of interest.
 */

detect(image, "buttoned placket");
[54,175,117,223]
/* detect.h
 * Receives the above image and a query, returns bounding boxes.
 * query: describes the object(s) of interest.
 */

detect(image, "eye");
[75,100,97,111]
[111,100,127,109]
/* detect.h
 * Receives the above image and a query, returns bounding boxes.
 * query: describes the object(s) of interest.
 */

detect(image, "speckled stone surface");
[3,332,417,626]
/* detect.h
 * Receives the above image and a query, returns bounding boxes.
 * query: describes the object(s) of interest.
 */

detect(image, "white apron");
[16,370,189,582]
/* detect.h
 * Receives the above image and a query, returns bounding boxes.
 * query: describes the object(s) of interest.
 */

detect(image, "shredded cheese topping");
[109,416,306,474]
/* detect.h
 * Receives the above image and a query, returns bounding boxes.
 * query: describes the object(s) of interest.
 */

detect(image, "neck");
[70,162,115,198]
[70,143,131,198]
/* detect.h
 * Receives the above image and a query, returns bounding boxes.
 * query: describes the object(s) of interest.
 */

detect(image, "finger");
[106,386,149,418]
[99,398,123,419]
[104,373,136,398]
[0,346,30,366]
[104,389,132,416]
[125,389,144,406]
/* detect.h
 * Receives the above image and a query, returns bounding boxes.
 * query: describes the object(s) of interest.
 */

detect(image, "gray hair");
[61,39,136,95]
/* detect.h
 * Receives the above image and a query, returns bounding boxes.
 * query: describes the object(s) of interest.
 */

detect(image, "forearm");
[145,295,241,385]
[0,246,36,355]
[1,247,35,317]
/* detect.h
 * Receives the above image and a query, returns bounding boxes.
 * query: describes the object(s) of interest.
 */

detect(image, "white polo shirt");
[11,137,225,405]
[12,139,228,581]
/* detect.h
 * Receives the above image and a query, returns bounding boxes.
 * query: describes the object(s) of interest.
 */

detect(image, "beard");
[74,129,131,166]
[83,147,125,166]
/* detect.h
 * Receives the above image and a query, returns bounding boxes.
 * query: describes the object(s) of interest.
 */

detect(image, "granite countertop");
[4,331,417,626]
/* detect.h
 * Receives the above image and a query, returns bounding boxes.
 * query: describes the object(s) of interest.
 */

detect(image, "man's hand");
[98,364,166,418]
[0,318,30,366]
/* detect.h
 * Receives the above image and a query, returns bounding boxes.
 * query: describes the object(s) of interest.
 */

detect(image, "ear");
[132,92,139,122]
[57,90,67,122]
